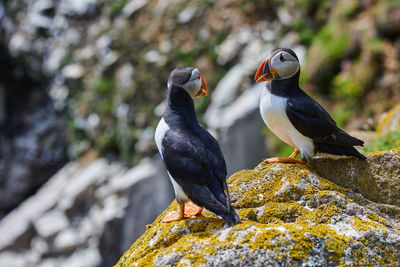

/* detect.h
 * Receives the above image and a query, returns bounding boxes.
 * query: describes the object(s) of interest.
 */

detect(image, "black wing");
[286,93,364,147]
[285,94,338,142]
[161,127,240,224]
[161,128,227,186]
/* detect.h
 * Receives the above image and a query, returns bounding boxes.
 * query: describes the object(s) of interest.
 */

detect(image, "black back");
[160,73,239,224]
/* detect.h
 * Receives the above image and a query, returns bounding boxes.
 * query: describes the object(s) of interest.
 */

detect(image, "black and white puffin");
[254,48,366,163]
[155,66,240,225]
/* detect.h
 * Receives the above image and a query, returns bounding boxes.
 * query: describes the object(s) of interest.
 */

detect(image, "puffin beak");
[254,57,276,83]
[194,76,208,98]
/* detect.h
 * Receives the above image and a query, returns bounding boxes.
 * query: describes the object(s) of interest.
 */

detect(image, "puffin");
[155,66,240,225]
[254,48,366,163]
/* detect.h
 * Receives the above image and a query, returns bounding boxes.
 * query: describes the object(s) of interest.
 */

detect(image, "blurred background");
[0,0,399,266]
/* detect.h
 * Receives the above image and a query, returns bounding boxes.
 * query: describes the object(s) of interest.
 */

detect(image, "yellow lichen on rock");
[116,149,400,267]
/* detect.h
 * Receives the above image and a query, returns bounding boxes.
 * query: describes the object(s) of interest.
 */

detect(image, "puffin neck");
[166,85,197,122]
[270,71,300,96]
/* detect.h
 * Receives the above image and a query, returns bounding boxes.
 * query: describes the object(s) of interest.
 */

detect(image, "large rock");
[0,157,174,267]
[116,148,400,266]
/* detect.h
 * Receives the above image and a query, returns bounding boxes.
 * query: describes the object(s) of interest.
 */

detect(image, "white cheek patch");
[271,52,299,79]
[182,78,201,98]
[276,61,299,78]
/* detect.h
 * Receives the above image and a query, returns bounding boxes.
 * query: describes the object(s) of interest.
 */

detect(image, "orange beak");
[254,57,277,83]
[194,75,208,98]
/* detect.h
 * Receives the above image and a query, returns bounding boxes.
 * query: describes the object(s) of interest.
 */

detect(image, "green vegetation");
[363,131,400,152]
[107,0,127,18]
[62,0,399,165]
[331,103,352,128]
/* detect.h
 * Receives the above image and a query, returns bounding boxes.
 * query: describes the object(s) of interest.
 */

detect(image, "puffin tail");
[315,142,366,159]
[184,181,240,225]
[208,179,240,225]
[220,183,240,226]
[334,129,364,147]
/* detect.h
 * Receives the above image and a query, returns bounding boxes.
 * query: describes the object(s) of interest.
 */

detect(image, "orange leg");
[263,148,306,164]
[162,202,203,223]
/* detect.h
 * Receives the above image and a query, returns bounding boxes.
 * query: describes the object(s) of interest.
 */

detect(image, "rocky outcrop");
[0,156,174,267]
[116,148,400,266]
[0,43,68,218]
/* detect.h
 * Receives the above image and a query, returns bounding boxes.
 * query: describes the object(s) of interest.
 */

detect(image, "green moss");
[303,21,351,92]
[331,104,352,127]
[363,130,400,153]
[107,0,128,18]
[333,74,364,101]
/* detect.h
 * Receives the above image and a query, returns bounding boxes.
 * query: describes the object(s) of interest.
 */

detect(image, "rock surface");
[0,156,174,267]
[378,103,400,135]
[116,148,400,266]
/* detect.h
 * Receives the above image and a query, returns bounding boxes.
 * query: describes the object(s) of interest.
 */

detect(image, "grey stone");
[207,84,265,175]
[44,46,68,75]
[37,258,64,267]
[34,210,69,239]
[58,0,97,16]
[60,248,100,267]
[116,63,134,90]
[0,85,68,218]
[178,6,196,24]
[31,236,49,256]
[62,64,85,80]
[0,251,27,267]
[215,26,254,65]
[144,50,166,65]
[122,0,149,18]
[99,158,174,267]
[0,157,174,266]
[0,162,78,250]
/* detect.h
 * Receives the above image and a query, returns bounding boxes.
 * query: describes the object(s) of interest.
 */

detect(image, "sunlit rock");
[116,149,400,266]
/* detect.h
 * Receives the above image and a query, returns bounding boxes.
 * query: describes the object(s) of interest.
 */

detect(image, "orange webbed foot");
[162,202,203,223]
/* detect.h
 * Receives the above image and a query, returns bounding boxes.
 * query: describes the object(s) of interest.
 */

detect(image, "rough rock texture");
[378,103,400,135]
[0,156,173,267]
[0,48,68,218]
[116,148,400,266]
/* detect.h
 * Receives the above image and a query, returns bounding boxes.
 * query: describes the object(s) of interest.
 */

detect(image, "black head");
[167,66,208,99]
[254,48,300,82]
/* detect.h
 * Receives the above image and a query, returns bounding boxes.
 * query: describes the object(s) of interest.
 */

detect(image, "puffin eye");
[280,54,286,62]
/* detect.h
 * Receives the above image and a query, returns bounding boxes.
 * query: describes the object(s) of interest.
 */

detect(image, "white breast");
[259,87,314,159]
[154,117,189,203]
[155,117,169,154]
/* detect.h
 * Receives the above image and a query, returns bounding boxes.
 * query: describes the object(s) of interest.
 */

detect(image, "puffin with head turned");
[254,48,366,163]
[155,66,240,225]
